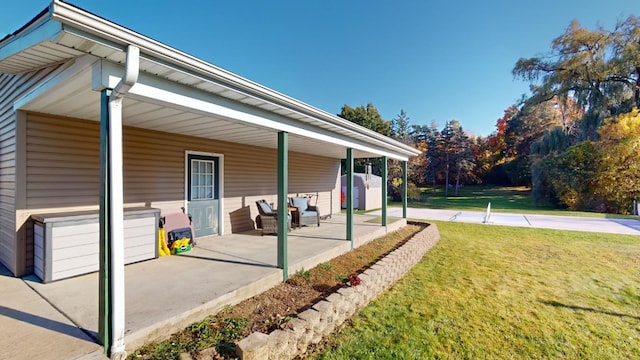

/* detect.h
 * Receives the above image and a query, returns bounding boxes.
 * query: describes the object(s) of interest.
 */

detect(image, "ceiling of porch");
[19,62,379,160]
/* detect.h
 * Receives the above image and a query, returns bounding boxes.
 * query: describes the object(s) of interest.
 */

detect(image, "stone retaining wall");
[236,223,441,360]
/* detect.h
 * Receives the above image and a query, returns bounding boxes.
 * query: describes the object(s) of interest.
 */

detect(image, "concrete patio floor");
[4,213,405,358]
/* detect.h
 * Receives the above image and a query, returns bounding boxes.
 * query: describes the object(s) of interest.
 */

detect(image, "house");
[0,0,420,355]
[341,173,383,210]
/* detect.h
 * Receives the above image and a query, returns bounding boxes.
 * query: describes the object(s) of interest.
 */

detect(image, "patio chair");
[255,200,291,235]
[289,196,320,228]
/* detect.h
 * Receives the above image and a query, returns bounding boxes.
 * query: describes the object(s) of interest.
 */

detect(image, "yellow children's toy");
[171,238,192,254]
[158,227,171,256]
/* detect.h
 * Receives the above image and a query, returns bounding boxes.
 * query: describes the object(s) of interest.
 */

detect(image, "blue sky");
[2,1,639,136]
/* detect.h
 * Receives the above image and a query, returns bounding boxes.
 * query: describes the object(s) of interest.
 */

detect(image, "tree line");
[338,15,640,214]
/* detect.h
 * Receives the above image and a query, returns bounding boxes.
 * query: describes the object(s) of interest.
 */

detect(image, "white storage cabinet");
[32,207,160,283]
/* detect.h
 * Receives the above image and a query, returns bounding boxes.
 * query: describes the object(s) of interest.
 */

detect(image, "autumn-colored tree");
[469,135,490,184]
[501,99,565,185]
[482,106,519,184]
[594,108,640,212]
[532,108,640,213]
[532,141,600,209]
[486,106,518,162]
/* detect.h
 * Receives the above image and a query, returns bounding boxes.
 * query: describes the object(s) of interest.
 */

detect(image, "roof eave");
[49,1,420,158]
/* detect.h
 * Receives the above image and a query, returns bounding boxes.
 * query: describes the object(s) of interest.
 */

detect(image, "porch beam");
[346,148,354,247]
[277,131,289,281]
[402,160,408,219]
[381,156,388,227]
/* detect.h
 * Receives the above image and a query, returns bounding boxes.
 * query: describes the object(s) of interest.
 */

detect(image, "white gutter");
[112,45,139,97]
[107,44,139,359]
[48,0,420,157]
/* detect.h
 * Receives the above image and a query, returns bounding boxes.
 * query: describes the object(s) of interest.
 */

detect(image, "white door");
[187,154,219,237]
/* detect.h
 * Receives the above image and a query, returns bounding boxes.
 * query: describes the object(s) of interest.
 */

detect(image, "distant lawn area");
[416,185,538,211]
[393,185,635,218]
[315,221,640,359]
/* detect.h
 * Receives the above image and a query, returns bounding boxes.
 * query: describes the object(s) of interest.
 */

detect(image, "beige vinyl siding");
[0,64,63,276]
[25,113,100,209]
[23,114,342,237]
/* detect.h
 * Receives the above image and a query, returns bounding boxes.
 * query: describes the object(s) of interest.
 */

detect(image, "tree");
[338,103,392,176]
[531,108,640,214]
[532,141,600,209]
[513,16,640,137]
[423,122,440,191]
[338,103,391,136]
[390,110,412,144]
[594,108,640,213]
[437,120,474,196]
[483,106,519,185]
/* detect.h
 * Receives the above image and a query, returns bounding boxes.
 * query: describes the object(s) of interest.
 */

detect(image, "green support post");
[382,156,388,227]
[346,148,354,248]
[402,160,408,219]
[98,89,111,355]
[277,131,289,281]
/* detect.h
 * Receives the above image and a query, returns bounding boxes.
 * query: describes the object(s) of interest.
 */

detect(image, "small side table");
[288,207,300,228]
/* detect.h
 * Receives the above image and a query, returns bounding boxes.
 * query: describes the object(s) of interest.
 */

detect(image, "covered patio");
[21,213,406,353]
[0,1,421,357]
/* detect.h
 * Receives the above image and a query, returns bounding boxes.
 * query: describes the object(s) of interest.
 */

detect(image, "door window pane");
[191,159,215,200]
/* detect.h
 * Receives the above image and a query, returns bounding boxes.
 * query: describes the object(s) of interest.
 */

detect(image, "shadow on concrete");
[177,246,275,268]
[610,219,640,233]
[287,233,346,241]
[0,305,98,341]
[176,253,276,269]
[540,300,640,320]
[0,263,15,278]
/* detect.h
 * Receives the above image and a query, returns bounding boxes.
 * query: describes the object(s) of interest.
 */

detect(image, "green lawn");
[315,221,640,359]
[393,185,635,219]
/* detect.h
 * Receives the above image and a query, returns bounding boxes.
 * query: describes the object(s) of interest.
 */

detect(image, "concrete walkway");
[0,264,104,360]
[0,213,404,359]
[372,207,640,235]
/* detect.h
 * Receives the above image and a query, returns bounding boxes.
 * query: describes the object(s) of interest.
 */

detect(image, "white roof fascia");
[129,55,414,157]
[49,0,420,158]
[0,11,61,63]
[92,59,410,160]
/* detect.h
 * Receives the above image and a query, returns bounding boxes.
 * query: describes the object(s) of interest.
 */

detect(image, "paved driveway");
[372,208,640,235]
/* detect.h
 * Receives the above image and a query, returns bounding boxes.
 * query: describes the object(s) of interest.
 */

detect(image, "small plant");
[216,317,248,355]
[295,268,311,279]
[263,314,292,331]
[220,304,234,313]
[189,321,212,337]
[320,263,332,271]
[349,273,362,286]
[336,274,349,282]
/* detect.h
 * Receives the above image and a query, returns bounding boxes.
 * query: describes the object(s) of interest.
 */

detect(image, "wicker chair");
[255,200,291,235]
[289,196,320,228]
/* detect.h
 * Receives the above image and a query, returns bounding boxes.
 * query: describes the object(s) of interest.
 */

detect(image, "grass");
[394,185,637,219]
[314,221,640,359]
[364,216,401,224]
